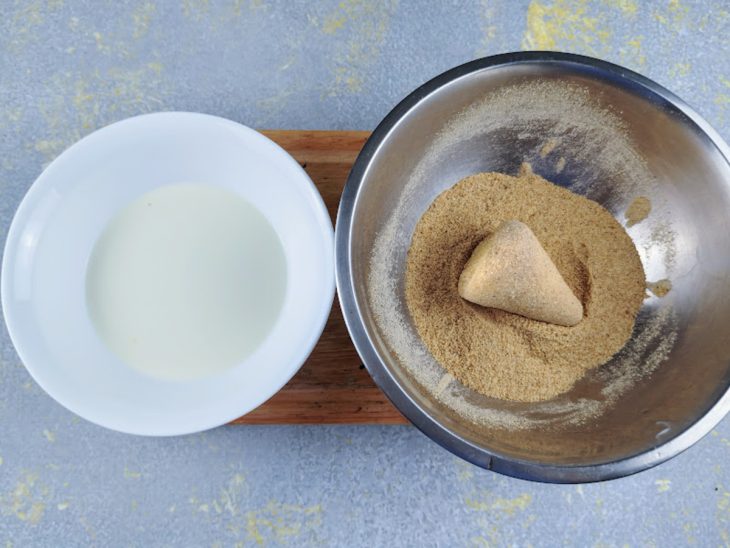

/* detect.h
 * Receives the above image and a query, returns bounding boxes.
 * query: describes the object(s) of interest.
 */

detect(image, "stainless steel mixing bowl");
[335,52,730,482]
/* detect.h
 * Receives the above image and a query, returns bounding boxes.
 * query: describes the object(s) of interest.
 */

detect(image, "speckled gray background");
[1,1,729,546]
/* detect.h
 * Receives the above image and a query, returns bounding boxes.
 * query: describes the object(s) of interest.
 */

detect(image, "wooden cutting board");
[231,130,407,425]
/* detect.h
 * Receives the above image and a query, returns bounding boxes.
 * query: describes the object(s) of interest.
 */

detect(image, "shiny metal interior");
[335,53,730,482]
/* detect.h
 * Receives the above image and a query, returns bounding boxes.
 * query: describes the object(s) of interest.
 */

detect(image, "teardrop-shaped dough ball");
[458,220,583,327]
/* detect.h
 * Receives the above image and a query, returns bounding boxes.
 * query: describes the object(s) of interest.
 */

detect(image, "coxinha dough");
[458,220,583,327]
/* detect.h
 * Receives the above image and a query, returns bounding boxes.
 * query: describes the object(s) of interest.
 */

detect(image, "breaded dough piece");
[458,220,583,327]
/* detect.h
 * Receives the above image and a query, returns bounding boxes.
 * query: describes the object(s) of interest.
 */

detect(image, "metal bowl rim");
[334,51,730,483]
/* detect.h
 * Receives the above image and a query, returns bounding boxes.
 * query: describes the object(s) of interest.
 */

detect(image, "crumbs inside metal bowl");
[369,80,679,431]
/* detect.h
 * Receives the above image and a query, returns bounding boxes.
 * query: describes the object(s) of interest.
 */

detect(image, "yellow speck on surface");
[668,0,687,15]
[715,94,730,107]
[42,429,56,443]
[36,62,165,163]
[653,0,689,32]
[183,473,251,540]
[6,0,63,51]
[57,501,69,511]
[182,0,211,20]
[465,492,535,545]
[522,0,647,67]
[334,67,363,93]
[669,62,691,78]
[473,0,499,56]
[92,31,111,54]
[230,0,266,16]
[0,108,23,128]
[34,139,68,164]
[256,89,295,112]
[322,13,346,34]
[456,459,475,482]
[245,502,322,546]
[1,472,49,525]
[717,488,730,541]
[655,478,672,493]
[320,0,397,96]
[522,0,611,55]
[131,3,156,39]
[621,35,646,67]
[492,494,532,516]
[604,0,638,15]
[465,493,532,516]
[147,61,164,74]
[714,93,730,125]
[523,1,559,49]
[247,516,265,546]
[215,473,248,517]
[0,456,3,466]
[123,467,142,479]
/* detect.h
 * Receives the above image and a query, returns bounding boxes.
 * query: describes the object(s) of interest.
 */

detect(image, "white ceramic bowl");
[2,112,334,435]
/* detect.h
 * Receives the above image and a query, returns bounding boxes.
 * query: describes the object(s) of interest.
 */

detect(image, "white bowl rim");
[2,111,335,436]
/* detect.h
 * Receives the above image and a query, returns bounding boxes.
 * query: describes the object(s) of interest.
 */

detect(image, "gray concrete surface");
[1,1,730,546]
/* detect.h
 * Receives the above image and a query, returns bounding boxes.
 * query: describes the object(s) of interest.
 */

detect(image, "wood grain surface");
[231,130,407,425]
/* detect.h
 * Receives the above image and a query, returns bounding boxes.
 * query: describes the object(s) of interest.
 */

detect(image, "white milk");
[86,183,287,381]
